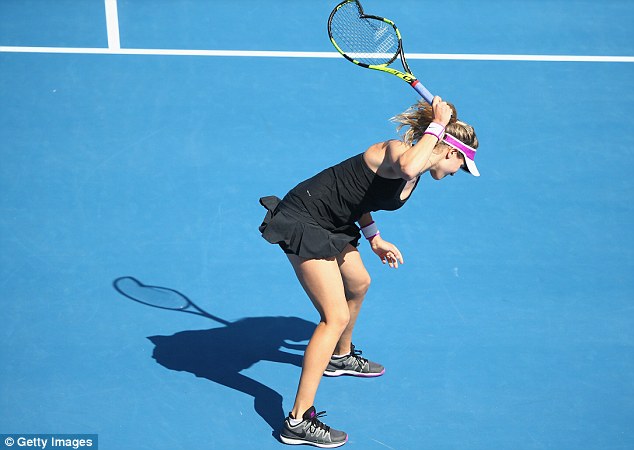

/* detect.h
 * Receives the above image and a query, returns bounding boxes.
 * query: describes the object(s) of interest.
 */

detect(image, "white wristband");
[361,221,380,241]
[424,122,445,141]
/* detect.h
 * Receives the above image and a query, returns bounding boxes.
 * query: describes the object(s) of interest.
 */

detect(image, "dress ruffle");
[259,196,360,259]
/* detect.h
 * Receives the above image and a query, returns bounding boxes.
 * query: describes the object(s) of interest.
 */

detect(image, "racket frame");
[328,0,434,104]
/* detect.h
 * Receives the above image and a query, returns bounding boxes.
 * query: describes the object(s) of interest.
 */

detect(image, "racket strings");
[329,1,399,66]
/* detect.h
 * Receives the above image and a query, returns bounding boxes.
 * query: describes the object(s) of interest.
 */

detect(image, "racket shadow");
[112,276,315,436]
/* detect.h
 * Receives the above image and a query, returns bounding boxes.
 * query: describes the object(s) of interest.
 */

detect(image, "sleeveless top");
[259,152,420,258]
[282,152,420,230]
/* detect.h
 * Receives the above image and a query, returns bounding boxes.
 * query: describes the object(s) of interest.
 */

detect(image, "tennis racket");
[113,276,230,325]
[328,0,434,104]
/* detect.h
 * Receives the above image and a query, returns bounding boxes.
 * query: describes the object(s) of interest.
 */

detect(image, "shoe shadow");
[113,277,315,434]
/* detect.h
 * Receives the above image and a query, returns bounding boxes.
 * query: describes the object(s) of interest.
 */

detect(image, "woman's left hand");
[370,235,404,269]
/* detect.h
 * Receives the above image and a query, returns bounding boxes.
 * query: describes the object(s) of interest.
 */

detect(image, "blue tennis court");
[1,1,633,449]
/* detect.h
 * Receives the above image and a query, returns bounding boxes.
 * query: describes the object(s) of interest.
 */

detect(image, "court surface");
[1,1,633,449]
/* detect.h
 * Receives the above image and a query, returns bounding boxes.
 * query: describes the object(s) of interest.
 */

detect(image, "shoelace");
[309,410,331,433]
[350,344,369,369]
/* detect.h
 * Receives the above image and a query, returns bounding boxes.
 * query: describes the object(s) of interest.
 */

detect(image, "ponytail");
[391,100,478,150]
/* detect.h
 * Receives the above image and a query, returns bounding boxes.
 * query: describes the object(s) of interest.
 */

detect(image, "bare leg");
[286,254,350,419]
[334,245,371,356]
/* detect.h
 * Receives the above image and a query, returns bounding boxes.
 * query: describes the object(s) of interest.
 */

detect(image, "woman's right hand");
[431,96,453,127]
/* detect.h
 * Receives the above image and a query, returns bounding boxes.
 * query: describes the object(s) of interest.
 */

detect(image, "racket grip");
[411,80,434,104]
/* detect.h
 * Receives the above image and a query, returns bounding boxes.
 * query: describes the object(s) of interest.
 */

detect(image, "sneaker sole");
[280,434,348,448]
[323,368,385,377]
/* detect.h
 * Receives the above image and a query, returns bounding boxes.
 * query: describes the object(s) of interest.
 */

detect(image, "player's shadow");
[113,277,314,435]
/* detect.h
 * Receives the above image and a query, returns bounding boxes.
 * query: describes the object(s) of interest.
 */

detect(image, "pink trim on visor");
[442,133,480,177]
[443,134,475,160]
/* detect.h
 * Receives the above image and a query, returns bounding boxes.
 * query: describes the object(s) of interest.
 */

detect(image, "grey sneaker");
[280,406,348,448]
[324,344,385,377]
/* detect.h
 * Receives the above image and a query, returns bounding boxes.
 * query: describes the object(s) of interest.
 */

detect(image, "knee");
[324,308,350,333]
[347,273,371,300]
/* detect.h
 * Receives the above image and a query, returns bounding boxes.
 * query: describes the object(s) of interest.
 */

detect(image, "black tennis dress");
[259,152,420,259]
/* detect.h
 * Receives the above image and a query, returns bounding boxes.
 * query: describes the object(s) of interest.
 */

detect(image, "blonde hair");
[391,100,478,152]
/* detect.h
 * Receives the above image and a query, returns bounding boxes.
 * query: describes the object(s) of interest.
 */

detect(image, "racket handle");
[411,80,434,104]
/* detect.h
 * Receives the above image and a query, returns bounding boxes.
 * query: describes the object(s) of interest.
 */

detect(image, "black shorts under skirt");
[258,196,361,259]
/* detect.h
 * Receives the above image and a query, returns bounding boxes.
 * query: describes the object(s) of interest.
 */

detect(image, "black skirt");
[258,196,361,259]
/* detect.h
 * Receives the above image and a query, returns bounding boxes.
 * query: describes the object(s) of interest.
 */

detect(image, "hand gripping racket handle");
[411,80,434,105]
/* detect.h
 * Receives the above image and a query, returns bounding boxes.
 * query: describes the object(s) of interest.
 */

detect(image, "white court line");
[104,0,120,49]
[0,46,632,63]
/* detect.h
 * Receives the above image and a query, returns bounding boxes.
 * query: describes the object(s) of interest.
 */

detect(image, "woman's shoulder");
[363,140,409,178]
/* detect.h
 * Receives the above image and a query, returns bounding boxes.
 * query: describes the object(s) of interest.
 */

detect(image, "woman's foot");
[324,344,385,377]
[280,406,348,448]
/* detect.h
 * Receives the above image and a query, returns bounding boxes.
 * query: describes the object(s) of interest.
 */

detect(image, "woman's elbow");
[398,163,420,181]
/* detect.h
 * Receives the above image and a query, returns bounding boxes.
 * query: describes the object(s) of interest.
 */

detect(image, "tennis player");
[259,96,479,447]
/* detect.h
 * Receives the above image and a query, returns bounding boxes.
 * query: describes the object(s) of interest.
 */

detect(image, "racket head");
[114,276,190,311]
[328,0,403,68]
